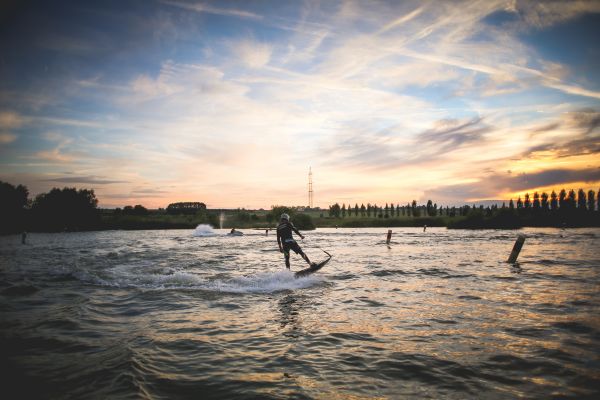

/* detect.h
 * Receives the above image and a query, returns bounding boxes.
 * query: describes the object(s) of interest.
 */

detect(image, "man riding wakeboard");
[277,213,315,270]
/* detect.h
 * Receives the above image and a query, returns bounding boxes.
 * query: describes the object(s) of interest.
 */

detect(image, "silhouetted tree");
[559,189,567,209]
[567,190,576,210]
[533,192,540,209]
[268,206,296,223]
[541,192,549,210]
[517,197,523,209]
[354,203,359,217]
[360,203,366,216]
[32,187,99,231]
[166,202,206,215]
[524,193,531,209]
[411,200,420,217]
[134,204,149,215]
[588,190,596,212]
[509,199,514,209]
[329,203,341,218]
[0,181,29,234]
[577,189,586,210]
[341,203,346,218]
[550,191,558,210]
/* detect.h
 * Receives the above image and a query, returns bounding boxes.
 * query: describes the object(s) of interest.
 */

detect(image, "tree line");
[1,181,100,233]
[327,188,599,228]
[328,200,443,218]
[3,179,598,233]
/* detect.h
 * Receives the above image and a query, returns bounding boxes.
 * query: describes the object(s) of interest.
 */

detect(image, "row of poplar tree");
[328,188,599,218]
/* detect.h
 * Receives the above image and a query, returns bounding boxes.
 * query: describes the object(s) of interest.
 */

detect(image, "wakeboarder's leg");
[284,251,291,269]
[300,251,312,266]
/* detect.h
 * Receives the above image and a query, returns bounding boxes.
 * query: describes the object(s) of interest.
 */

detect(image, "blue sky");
[1,0,599,208]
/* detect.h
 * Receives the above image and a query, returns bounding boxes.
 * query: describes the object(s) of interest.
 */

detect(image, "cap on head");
[281,213,290,221]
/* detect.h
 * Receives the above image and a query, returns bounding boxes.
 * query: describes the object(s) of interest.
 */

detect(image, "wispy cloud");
[161,0,263,20]
[0,133,17,144]
[0,111,23,145]
[423,167,600,204]
[416,117,492,155]
[505,0,600,30]
[228,39,273,69]
[45,175,128,185]
[0,111,24,129]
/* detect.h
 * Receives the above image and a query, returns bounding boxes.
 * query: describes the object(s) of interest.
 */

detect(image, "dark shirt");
[277,220,301,244]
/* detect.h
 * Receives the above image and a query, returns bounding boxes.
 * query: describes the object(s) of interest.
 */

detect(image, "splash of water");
[210,270,319,293]
[73,263,319,293]
[219,212,225,229]
[192,224,216,237]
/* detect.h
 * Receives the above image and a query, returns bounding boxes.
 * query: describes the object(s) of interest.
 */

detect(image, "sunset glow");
[1,0,599,208]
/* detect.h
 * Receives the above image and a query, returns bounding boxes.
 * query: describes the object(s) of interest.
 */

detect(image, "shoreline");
[4,215,600,235]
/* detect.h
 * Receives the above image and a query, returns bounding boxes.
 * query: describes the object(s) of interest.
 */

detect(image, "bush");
[292,213,315,230]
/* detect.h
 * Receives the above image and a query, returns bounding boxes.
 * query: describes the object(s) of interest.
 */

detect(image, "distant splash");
[192,224,216,237]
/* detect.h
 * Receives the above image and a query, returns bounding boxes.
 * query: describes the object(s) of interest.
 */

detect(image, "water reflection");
[278,293,302,338]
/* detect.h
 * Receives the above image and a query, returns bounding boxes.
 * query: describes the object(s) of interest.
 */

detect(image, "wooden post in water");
[386,230,392,245]
[507,234,526,263]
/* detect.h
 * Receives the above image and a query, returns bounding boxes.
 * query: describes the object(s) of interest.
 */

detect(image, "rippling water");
[1,227,599,399]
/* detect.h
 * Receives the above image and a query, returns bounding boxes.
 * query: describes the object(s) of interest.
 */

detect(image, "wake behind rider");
[277,213,315,270]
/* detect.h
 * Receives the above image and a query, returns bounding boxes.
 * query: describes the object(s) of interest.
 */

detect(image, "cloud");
[34,150,74,162]
[508,0,600,30]
[45,175,128,185]
[3,0,599,208]
[423,167,600,203]
[161,0,263,20]
[0,111,22,145]
[229,39,273,69]
[131,188,168,195]
[565,109,600,134]
[0,111,23,129]
[521,109,600,158]
[0,133,17,144]
[376,6,424,35]
[416,117,492,155]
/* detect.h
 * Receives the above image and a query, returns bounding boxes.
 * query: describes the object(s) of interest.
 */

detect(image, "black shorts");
[283,240,302,255]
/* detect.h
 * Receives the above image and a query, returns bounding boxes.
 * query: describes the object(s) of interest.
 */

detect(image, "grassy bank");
[12,208,599,234]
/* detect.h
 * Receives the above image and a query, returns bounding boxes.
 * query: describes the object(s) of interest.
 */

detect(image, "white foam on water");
[72,261,322,293]
[192,224,216,237]
[208,270,321,293]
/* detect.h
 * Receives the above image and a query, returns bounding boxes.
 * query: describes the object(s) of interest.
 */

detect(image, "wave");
[72,263,321,294]
[207,270,320,293]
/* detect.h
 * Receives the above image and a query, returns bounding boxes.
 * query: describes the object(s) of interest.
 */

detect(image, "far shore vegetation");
[1,180,599,235]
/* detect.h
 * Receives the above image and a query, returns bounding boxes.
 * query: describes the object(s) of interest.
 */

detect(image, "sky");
[0,0,599,209]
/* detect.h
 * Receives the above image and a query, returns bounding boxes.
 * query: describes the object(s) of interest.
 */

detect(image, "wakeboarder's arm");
[291,223,305,240]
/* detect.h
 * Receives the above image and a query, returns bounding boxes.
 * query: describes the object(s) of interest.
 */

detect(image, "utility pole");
[308,167,313,208]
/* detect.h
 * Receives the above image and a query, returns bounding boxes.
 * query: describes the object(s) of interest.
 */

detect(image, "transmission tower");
[308,167,314,208]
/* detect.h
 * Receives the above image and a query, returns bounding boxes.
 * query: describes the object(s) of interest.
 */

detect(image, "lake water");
[1,227,599,399]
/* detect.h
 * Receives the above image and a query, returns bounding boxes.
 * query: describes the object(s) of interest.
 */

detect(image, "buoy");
[507,234,526,263]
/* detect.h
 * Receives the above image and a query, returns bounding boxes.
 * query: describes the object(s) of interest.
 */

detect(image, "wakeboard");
[295,250,332,278]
